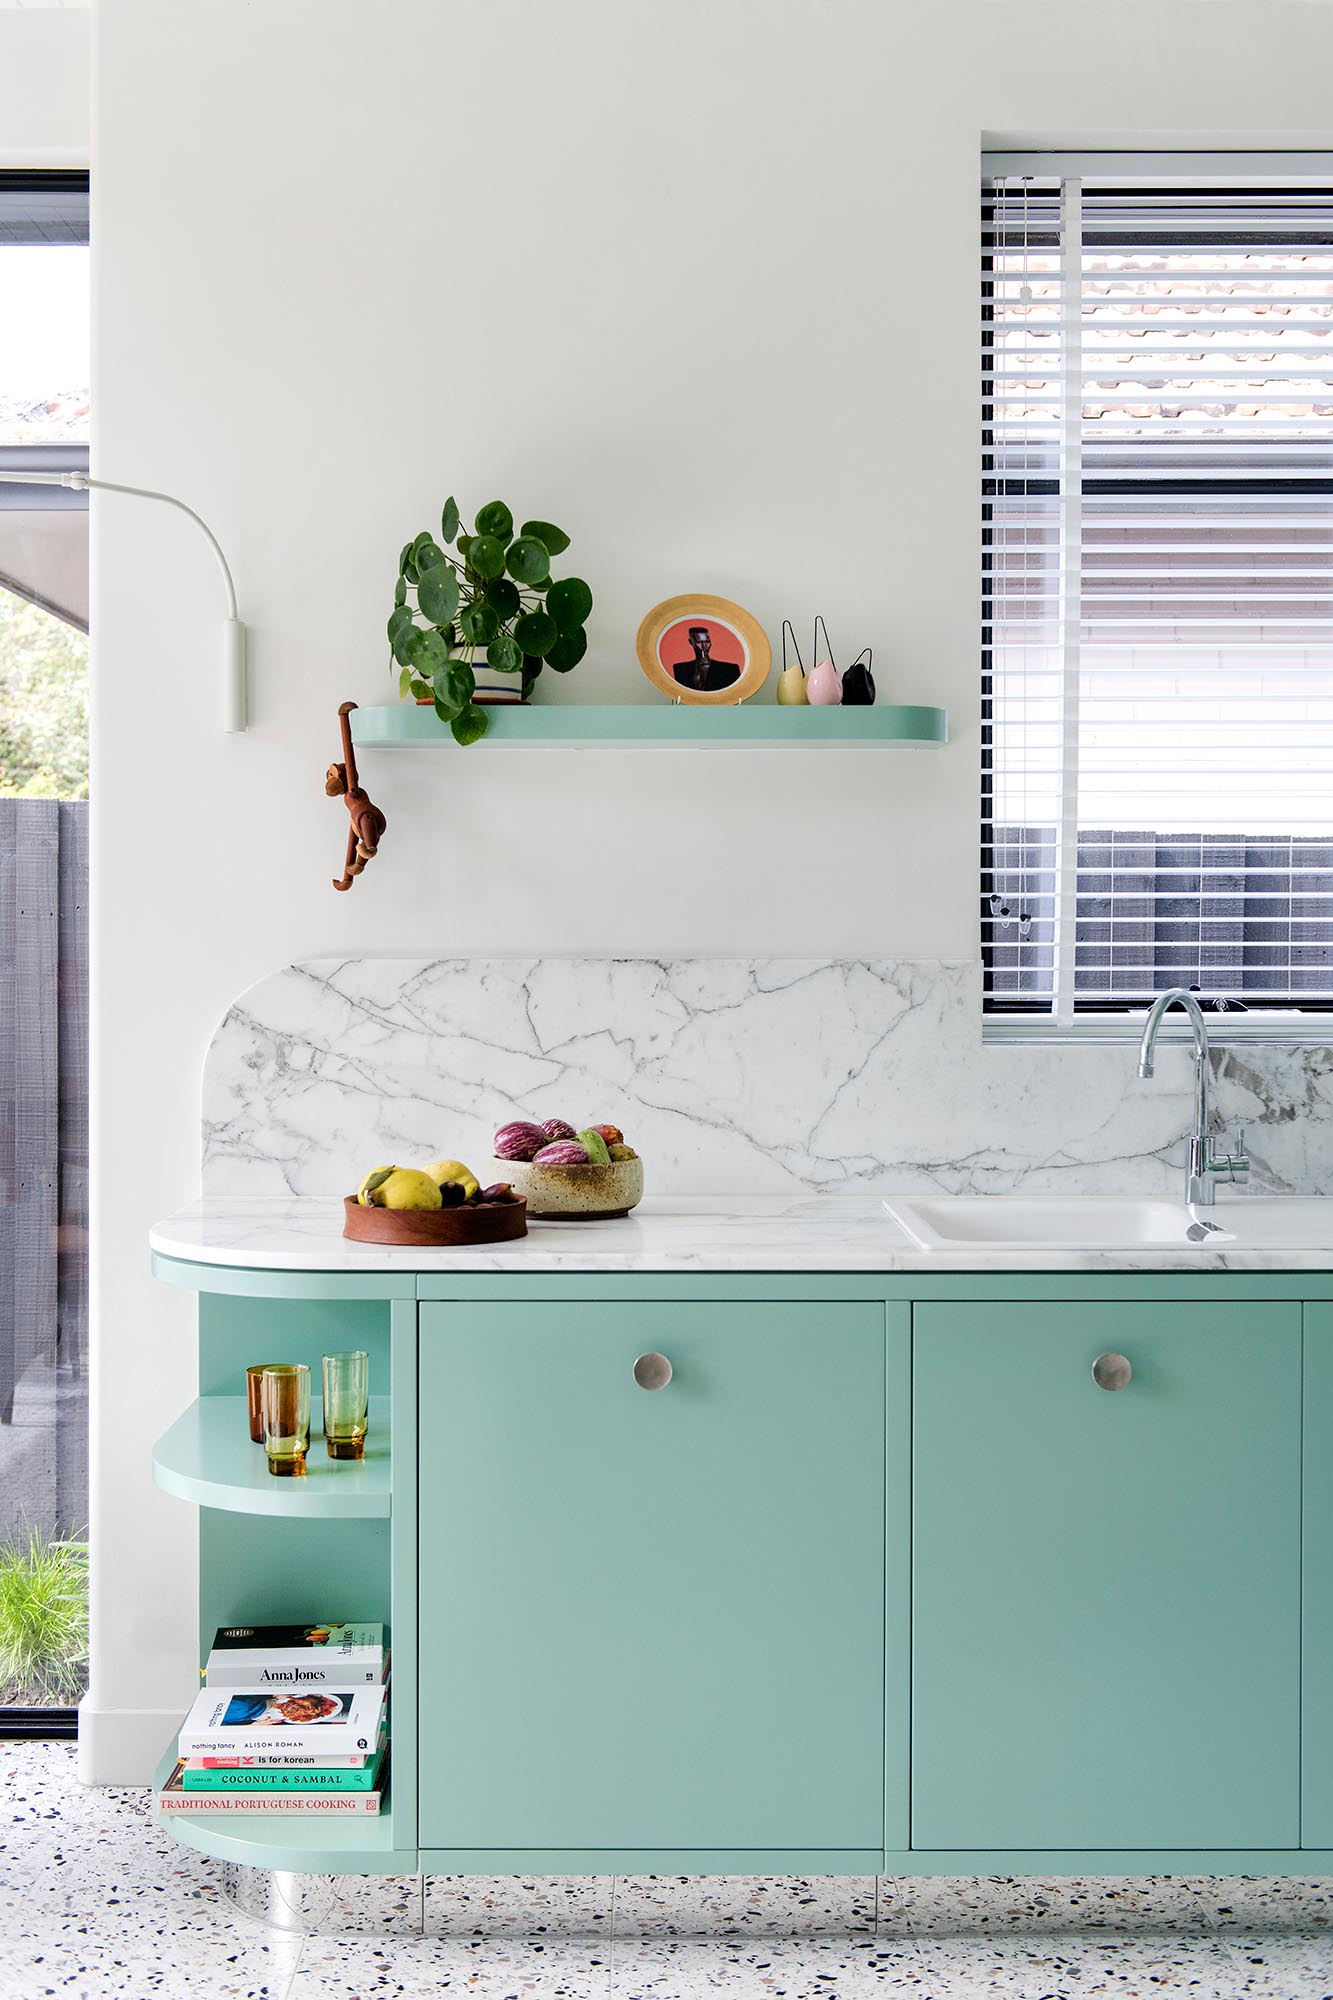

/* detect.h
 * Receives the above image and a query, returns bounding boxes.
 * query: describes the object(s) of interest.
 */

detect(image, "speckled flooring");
[2,1742,1332,1998]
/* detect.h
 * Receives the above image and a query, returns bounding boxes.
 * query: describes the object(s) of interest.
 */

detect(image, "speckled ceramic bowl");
[491,1154,644,1220]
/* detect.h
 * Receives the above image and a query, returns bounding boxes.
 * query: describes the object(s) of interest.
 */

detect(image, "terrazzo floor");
[3,1742,1332,1999]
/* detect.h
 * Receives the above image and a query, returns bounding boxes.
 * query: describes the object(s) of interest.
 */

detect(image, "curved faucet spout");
[1137,986,1209,1080]
[1135,988,1248,1207]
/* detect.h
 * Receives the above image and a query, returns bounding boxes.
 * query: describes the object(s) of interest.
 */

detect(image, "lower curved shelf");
[153,1746,414,1873]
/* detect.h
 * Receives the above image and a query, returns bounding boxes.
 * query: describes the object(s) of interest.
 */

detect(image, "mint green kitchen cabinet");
[416,1299,899,1858]
[912,1301,1302,1852]
[1303,1305,1333,1847]
[148,1251,1333,1878]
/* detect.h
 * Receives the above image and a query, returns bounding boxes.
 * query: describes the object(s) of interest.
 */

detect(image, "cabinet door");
[418,1300,890,1853]
[912,1301,1301,1852]
[1304,1306,1333,1847]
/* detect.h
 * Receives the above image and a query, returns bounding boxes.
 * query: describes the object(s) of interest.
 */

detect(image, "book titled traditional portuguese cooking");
[203,1622,385,1688]
[177,1683,386,1760]
[159,1761,388,1814]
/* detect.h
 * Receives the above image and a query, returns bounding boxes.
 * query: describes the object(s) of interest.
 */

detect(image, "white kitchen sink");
[884,1195,1236,1251]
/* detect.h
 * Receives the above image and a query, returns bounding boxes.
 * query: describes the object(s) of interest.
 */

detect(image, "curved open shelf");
[153,1745,412,1873]
[350,702,948,749]
[152,1396,391,1518]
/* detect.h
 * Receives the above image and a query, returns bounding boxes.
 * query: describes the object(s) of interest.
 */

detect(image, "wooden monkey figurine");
[327,701,387,891]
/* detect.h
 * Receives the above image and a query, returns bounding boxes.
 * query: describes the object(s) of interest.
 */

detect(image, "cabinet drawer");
[912,1301,1301,1852]
[417,1300,890,1853]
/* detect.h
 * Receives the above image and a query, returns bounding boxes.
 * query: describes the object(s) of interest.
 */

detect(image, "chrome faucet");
[1137,988,1249,1207]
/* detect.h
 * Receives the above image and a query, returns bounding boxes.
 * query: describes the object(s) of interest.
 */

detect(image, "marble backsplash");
[201,958,1333,1197]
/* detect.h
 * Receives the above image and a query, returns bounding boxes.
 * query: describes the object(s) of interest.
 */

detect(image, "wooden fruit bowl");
[342,1194,527,1245]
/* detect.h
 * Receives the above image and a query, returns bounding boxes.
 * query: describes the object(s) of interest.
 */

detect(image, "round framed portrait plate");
[636,594,771,705]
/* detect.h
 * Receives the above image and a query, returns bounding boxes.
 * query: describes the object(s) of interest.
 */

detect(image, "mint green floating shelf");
[152,1396,391,1518]
[350,703,948,748]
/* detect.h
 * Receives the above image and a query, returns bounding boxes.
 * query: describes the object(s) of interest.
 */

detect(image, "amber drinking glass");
[261,1364,310,1477]
[322,1350,369,1460]
[246,1363,285,1443]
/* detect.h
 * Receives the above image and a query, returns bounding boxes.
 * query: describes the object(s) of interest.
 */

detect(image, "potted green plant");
[387,497,593,745]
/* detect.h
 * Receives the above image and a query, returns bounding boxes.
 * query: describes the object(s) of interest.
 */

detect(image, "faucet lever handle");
[1228,1126,1250,1178]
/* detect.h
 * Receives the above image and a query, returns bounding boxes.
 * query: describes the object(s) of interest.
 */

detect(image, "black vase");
[842,657,876,705]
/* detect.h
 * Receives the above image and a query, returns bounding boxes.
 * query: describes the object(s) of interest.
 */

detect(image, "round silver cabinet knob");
[633,1351,673,1391]
[1092,1351,1133,1392]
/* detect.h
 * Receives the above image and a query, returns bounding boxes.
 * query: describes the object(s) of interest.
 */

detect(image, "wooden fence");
[0,800,87,1537]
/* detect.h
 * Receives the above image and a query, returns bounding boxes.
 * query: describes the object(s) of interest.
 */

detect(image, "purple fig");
[533,1139,590,1166]
[541,1117,577,1142]
[493,1119,547,1162]
[437,1181,467,1206]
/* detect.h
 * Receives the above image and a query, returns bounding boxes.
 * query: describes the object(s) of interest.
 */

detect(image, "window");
[982,156,1333,1038]
[0,171,89,1735]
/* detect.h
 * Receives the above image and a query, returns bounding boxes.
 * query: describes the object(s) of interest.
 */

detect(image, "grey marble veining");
[201,958,1333,1199]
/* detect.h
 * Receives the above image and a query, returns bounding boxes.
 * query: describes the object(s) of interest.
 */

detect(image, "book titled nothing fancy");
[177,1684,386,1759]
[202,1622,385,1688]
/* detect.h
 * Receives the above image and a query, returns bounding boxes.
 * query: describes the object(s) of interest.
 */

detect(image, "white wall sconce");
[0,469,248,731]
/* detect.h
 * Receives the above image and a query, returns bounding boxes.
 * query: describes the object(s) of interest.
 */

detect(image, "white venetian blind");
[982,164,1333,1024]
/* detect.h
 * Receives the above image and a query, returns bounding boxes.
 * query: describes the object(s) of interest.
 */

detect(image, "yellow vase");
[776,665,808,706]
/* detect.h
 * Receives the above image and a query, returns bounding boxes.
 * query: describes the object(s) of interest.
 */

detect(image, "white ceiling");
[0,2,88,10]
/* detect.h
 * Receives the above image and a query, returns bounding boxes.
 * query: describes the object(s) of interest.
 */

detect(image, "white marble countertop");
[150,1194,1333,1275]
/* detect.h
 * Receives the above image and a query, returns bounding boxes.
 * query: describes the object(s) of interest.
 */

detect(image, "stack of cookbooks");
[159,1622,389,1815]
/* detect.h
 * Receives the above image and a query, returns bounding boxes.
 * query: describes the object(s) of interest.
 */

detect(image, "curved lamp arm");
[0,468,248,730]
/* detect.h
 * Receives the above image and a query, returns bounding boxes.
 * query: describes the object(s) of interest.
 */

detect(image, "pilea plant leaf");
[545,625,588,672]
[485,576,521,620]
[441,495,460,543]
[520,518,570,556]
[433,658,475,714]
[388,604,417,665]
[475,500,514,540]
[394,576,407,607]
[514,609,557,657]
[459,600,500,644]
[398,665,412,699]
[451,702,490,746]
[413,532,447,572]
[505,536,551,586]
[407,625,450,676]
[418,567,460,627]
[488,632,523,673]
[546,576,593,632]
[467,534,505,581]
[399,539,418,584]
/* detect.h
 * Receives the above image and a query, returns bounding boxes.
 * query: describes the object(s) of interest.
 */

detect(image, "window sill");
[984,1013,1333,1049]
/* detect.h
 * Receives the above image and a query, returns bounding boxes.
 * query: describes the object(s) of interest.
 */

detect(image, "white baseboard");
[77,1696,179,1786]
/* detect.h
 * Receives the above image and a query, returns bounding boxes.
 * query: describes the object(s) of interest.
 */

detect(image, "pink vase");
[807,656,842,704]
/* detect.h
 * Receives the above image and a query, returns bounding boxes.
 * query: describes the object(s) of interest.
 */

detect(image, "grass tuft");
[0,1525,88,1704]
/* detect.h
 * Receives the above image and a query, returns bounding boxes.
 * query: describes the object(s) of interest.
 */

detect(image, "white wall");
[0,6,87,171]
[85,0,1333,1777]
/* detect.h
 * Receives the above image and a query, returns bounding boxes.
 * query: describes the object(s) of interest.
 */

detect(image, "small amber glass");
[246,1363,286,1443]
[322,1350,369,1460]
[261,1364,310,1477]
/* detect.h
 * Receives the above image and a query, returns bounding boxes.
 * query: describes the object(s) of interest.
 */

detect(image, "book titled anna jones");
[203,1622,384,1688]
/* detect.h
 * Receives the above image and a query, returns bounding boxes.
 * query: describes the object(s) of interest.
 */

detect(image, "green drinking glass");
[322,1350,369,1461]
[261,1364,310,1477]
